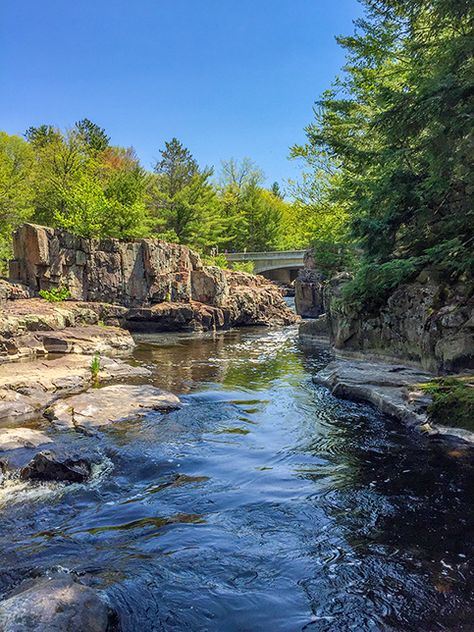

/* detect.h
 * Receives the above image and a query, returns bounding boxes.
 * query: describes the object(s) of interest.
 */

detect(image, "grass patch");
[420,376,474,431]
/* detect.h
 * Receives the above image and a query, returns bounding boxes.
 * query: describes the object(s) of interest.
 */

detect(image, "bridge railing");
[226,250,307,261]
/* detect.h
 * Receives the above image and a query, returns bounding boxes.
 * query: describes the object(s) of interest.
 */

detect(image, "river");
[1,325,474,631]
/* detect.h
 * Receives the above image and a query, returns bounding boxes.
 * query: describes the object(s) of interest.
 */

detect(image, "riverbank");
[1,325,474,630]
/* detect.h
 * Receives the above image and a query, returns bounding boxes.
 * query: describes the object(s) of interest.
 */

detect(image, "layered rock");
[326,270,474,373]
[8,223,297,334]
[0,354,150,422]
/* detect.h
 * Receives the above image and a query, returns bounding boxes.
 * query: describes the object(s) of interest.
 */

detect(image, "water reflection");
[0,325,473,631]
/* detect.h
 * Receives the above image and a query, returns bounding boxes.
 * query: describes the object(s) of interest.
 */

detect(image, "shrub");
[231,261,254,274]
[90,352,101,386]
[420,377,474,431]
[39,286,71,303]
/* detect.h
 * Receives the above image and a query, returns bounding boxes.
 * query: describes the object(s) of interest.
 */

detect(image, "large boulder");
[0,577,116,632]
[47,384,181,429]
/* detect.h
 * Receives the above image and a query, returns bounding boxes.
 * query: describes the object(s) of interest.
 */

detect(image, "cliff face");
[7,224,297,337]
[295,249,474,373]
[326,271,474,374]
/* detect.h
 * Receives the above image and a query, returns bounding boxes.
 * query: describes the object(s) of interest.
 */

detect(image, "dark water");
[1,326,474,631]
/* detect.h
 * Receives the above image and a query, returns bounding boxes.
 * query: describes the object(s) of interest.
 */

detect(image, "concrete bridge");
[225,250,306,283]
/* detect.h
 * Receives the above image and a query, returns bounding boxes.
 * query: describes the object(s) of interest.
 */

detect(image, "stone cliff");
[1,224,296,361]
[295,249,474,374]
[326,270,474,374]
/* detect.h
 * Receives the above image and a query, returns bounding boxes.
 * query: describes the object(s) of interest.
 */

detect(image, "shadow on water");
[1,325,474,631]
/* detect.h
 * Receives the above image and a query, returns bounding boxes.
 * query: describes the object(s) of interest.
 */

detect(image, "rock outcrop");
[0,576,116,632]
[0,354,150,422]
[314,359,474,444]
[48,384,181,429]
[314,360,432,427]
[8,224,297,332]
[294,250,325,318]
[326,270,474,373]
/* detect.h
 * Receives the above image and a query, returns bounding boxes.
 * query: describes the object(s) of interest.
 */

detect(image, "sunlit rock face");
[8,223,297,334]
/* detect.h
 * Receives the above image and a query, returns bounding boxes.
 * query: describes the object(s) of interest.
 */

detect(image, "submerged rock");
[20,450,96,483]
[47,384,181,429]
[0,576,116,631]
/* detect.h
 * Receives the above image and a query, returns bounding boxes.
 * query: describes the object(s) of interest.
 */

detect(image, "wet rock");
[314,359,433,427]
[299,315,329,342]
[48,384,181,429]
[0,355,151,423]
[20,450,96,483]
[0,576,116,631]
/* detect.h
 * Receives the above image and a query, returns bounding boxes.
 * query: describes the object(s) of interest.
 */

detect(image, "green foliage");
[231,261,255,274]
[341,258,420,310]
[90,352,101,385]
[311,240,359,276]
[0,133,35,273]
[201,253,229,269]
[39,286,71,302]
[420,377,474,431]
[294,0,474,307]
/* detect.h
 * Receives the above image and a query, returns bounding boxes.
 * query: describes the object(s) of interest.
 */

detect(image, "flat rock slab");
[0,428,53,452]
[39,325,135,355]
[314,360,433,427]
[0,355,150,422]
[0,576,115,632]
[48,384,181,428]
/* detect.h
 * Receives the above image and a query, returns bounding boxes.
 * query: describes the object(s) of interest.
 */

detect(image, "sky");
[1,0,362,188]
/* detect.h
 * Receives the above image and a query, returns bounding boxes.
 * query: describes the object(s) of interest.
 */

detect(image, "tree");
[0,133,35,272]
[293,0,474,302]
[150,139,224,249]
[73,118,110,152]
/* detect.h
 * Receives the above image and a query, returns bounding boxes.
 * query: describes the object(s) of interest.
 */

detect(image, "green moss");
[420,376,474,431]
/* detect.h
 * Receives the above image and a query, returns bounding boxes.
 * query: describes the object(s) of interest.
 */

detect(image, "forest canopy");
[0,122,317,274]
[292,0,474,306]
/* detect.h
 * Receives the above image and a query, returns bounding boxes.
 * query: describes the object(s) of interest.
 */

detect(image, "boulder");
[20,450,96,483]
[295,268,325,318]
[47,384,181,429]
[0,576,115,632]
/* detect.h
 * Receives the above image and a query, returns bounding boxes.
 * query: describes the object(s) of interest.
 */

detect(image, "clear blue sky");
[1,0,362,188]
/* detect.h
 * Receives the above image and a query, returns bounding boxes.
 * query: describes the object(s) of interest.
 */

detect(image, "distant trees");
[0,123,309,274]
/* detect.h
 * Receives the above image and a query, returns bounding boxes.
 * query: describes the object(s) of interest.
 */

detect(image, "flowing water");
[1,325,474,631]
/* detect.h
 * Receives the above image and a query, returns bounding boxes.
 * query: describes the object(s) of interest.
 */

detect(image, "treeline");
[292,0,473,307]
[0,121,316,273]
